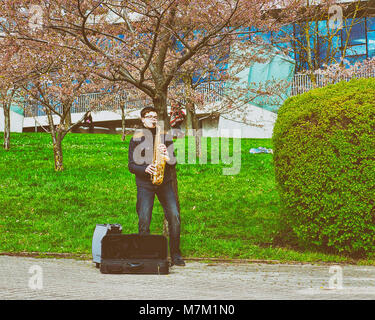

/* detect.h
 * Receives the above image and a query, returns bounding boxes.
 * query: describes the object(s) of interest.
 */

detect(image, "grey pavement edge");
[2,255,375,300]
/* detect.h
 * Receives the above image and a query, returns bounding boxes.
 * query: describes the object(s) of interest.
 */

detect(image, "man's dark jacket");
[128,127,177,187]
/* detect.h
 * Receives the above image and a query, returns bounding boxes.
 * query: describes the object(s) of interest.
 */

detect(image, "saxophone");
[151,124,170,185]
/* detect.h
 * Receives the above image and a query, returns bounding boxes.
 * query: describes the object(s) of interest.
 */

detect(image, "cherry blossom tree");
[168,34,293,156]
[12,42,111,171]
[0,82,19,151]
[0,39,25,150]
[314,56,375,85]
[0,0,304,129]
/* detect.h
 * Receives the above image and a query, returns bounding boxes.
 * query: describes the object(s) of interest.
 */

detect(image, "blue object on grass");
[249,147,273,154]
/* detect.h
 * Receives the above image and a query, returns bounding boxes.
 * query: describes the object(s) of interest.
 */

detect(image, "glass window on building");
[366,16,375,32]
[340,18,367,62]
[368,30,375,57]
[292,16,375,71]
[250,29,272,45]
[271,24,294,58]
[235,26,251,42]
[318,20,342,66]
[344,55,367,65]
[367,16,375,57]
[341,18,366,45]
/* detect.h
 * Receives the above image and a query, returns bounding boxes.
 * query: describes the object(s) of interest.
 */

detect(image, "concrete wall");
[200,104,276,138]
[0,107,24,133]
[23,103,277,138]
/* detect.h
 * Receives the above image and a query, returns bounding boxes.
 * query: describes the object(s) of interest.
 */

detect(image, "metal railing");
[72,92,152,113]
[24,82,226,117]
[290,67,375,96]
[24,92,152,117]
[195,81,226,103]
[24,68,375,117]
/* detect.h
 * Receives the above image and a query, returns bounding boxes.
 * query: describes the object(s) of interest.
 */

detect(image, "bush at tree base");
[272,78,375,257]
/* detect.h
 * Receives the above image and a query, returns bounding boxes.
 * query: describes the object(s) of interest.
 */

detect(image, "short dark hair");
[141,107,157,118]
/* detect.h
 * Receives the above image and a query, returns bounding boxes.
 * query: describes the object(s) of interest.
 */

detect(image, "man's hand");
[158,144,170,160]
[145,145,169,175]
[158,144,168,156]
[145,164,157,175]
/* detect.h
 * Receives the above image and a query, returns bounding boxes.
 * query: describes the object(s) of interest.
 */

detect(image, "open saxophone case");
[99,233,169,275]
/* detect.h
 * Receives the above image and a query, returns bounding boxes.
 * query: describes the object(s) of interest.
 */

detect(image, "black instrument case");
[100,234,169,275]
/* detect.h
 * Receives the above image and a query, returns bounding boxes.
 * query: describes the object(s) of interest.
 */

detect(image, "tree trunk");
[46,109,64,171]
[52,135,64,172]
[153,93,170,131]
[304,22,317,87]
[121,104,126,141]
[185,101,202,158]
[193,116,201,159]
[183,76,201,157]
[3,104,10,151]
[63,104,72,128]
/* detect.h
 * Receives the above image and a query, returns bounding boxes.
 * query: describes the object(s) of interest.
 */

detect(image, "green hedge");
[272,78,375,257]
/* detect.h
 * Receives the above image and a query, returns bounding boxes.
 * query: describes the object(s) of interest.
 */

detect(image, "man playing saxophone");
[128,107,185,267]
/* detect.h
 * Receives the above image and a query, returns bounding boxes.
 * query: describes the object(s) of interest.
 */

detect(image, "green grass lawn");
[0,132,372,264]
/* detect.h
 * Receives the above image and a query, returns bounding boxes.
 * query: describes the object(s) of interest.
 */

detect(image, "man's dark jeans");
[136,181,181,257]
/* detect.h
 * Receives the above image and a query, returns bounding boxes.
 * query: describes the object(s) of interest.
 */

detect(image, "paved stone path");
[1,255,375,300]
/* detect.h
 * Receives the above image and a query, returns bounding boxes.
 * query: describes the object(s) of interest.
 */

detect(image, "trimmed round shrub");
[273,78,375,257]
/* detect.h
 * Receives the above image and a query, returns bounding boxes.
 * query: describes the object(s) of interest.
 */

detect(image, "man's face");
[141,111,158,129]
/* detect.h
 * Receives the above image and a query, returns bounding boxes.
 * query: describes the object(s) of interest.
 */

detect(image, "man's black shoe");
[171,255,186,266]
